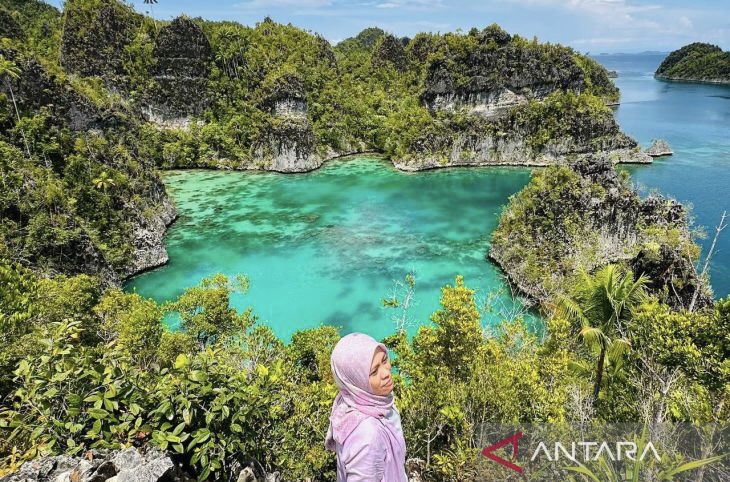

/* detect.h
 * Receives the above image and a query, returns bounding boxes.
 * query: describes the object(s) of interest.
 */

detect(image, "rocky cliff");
[421,25,617,116]
[0,47,176,286]
[143,16,212,127]
[489,156,711,310]
[395,91,650,171]
[390,26,638,170]
[60,0,142,92]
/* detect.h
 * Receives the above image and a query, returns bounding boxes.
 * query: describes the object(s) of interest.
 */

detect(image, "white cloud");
[373,0,445,10]
[234,0,333,9]
[679,15,693,29]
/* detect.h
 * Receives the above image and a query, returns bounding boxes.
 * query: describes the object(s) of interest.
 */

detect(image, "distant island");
[655,42,730,84]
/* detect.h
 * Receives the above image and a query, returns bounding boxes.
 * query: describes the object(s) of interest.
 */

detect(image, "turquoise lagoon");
[125,158,533,341]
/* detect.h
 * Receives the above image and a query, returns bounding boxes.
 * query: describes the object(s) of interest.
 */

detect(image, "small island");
[655,42,730,84]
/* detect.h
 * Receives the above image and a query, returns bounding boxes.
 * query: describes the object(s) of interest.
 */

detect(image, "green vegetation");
[656,42,730,83]
[1,263,727,480]
[3,0,624,172]
[489,157,708,309]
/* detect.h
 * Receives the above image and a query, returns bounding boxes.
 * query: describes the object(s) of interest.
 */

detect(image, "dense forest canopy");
[656,42,730,83]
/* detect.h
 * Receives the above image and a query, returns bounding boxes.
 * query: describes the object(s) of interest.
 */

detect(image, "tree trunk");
[6,79,31,158]
[593,347,606,406]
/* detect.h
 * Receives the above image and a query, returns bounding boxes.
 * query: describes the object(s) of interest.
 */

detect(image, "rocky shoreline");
[392,146,651,171]
[655,74,730,85]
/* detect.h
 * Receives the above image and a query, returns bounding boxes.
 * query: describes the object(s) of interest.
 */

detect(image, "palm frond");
[579,326,606,349]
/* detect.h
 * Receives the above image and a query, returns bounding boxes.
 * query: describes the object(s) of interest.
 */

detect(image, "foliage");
[656,42,730,82]
[559,264,648,407]
[565,425,726,482]
[168,273,254,350]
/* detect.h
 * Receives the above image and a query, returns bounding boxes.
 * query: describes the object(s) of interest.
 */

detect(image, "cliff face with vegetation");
[655,42,730,84]
[18,0,647,175]
[489,156,712,310]
[0,1,176,286]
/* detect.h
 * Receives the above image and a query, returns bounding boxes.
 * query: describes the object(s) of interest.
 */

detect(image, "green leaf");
[564,464,602,482]
[197,468,210,481]
[173,422,186,436]
[256,364,269,378]
[174,354,189,369]
[189,370,207,383]
[660,454,727,479]
[88,408,110,419]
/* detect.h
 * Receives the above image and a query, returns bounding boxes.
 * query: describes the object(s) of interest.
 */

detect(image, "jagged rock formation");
[0,48,176,286]
[260,73,307,119]
[421,25,618,119]
[253,73,322,171]
[489,155,711,310]
[394,92,650,171]
[0,448,282,482]
[386,25,634,170]
[60,0,142,91]
[0,448,191,482]
[123,179,178,278]
[645,138,673,156]
[144,16,212,126]
[422,30,584,116]
[254,117,320,172]
[0,49,133,132]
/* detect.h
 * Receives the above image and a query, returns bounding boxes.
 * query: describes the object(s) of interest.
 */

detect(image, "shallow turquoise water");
[125,158,533,342]
[594,54,730,299]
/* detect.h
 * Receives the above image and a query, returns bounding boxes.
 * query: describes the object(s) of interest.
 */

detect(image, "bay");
[125,158,533,341]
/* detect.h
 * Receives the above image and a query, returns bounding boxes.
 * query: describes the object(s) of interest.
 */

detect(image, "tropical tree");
[168,273,254,350]
[143,0,159,32]
[0,55,30,157]
[92,171,115,192]
[559,264,648,406]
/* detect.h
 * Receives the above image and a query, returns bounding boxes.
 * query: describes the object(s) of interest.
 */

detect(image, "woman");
[325,332,408,482]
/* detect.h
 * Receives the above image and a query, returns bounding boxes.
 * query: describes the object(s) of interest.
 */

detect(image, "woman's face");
[369,347,393,396]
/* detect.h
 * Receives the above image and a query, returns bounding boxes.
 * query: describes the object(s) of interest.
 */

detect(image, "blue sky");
[46,0,729,53]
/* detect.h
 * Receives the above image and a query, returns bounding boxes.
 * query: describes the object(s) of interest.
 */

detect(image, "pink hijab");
[325,333,405,455]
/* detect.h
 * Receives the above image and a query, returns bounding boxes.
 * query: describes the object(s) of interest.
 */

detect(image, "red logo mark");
[482,432,523,473]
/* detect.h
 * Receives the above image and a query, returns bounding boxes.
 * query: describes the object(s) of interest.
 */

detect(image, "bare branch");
[689,210,727,312]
